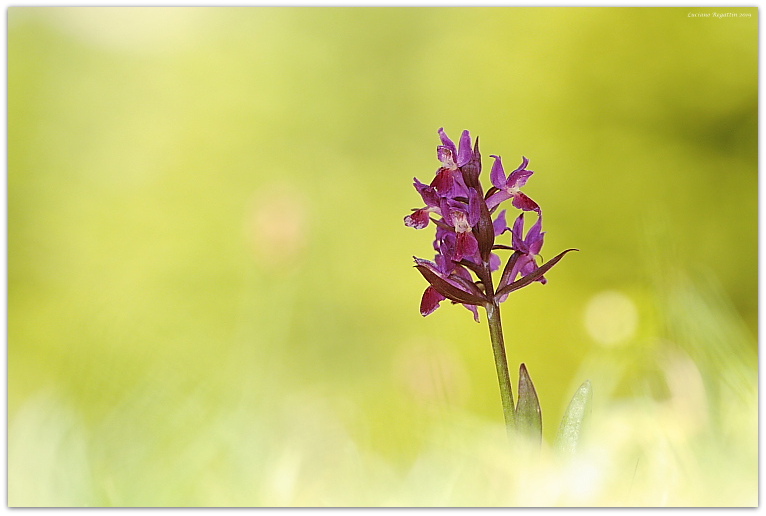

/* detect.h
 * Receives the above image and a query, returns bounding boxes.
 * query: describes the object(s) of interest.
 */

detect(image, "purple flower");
[432,128,472,199]
[404,128,473,229]
[404,178,441,229]
[489,210,508,271]
[438,127,473,169]
[439,188,482,262]
[508,212,546,285]
[406,128,575,321]
[486,155,540,213]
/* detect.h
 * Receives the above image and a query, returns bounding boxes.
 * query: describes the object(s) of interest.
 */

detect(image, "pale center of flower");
[452,211,472,233]
[440,150,458,171]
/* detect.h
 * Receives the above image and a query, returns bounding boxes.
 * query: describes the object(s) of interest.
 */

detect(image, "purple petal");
[485,190,512,211]
[439,197,455,227]
[434,251,447,271]
[492,209,508,237]
[404,209,430,229]
[438,128,457,158]
[489,155,507,189]
[511,192,541,213]
[521,255,541,278]
[509,254,536,284]
[527,216,545,255]
[507,169,534,190]
[511,213,526,251]
[514,255,544,285]
[451,169,470,198]
[431,168,454,197]
[489,252,501,272]
[506,157,533,189]
[457,130,472,167]
[454,231,479,261]
[420,286,445,316]
[414,178,439,207]
[436,230,457,265]
[464,303,480,322]
[507,170,534,190]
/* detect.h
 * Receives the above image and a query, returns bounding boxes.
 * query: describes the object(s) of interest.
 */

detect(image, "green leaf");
[515,363,542,445]
[555,380,593,456]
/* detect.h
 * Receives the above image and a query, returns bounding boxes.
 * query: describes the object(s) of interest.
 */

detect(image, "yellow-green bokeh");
[9,7,757,506]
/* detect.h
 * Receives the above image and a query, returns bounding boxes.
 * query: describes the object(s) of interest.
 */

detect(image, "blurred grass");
[8,7,757,507]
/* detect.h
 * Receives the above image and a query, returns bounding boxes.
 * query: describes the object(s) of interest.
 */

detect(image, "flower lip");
[511,192,541,214]
[404,209,432,229]
[420,285,445,316]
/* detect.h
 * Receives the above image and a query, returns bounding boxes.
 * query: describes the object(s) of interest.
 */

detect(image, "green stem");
[486,300,515,436]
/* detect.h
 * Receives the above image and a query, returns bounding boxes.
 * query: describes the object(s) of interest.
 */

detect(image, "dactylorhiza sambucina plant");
[405,128,591,449]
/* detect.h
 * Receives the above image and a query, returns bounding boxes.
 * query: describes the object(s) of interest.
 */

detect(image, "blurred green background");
[8,7,757,507]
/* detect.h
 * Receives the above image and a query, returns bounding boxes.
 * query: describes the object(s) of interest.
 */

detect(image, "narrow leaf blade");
[515,363,542,445]
[414,264,487,306]
[498,250,521,291]
[555,380,593,456]
[496,248,578,299]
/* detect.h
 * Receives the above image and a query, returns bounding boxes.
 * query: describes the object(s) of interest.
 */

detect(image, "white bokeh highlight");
[584,290,638,346]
